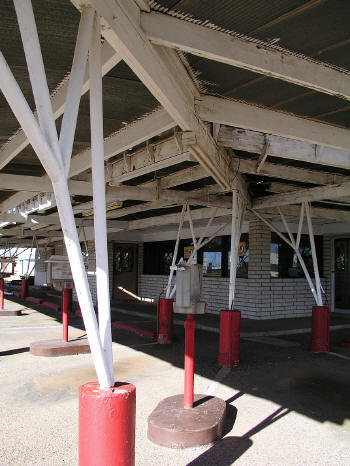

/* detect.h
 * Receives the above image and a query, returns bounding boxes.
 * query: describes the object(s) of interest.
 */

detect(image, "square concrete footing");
[30,339,90,357]
[147,394,226,448]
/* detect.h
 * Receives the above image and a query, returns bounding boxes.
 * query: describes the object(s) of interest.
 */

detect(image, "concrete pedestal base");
[0,310,22,316]
[147,394,226,448]
[30,338,90,357]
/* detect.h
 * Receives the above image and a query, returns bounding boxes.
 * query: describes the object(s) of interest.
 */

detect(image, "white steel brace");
[0,2,113,387]
[252,204,323,306]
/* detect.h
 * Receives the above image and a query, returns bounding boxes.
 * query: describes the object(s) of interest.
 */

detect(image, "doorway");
[334,238,350,309]
[112,243,138,300]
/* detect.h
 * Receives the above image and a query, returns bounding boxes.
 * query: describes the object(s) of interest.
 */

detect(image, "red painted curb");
[41,301,60,312]
[25,296,42,304]
[112,321,155,339]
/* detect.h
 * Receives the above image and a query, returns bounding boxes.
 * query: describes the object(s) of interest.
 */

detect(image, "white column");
[165,204,186,298]
[229,191,243,308]
[305,202,323,306]
[53,177,113,388]
[0,3,113,388]
[13,0,62,170]
[89,13,114,383]
[60,7,94,176]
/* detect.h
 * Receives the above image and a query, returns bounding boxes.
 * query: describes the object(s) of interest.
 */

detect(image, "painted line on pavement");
[328,351,350,360]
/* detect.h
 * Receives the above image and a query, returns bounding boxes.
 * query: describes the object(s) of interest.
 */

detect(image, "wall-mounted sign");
[238,242,247,256]
[184,245,194,259]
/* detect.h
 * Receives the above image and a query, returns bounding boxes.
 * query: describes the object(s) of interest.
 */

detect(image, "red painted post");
[79,381,136,466]
[218,309,241,367]
[62,288,72,343]
[157,298,174,344]
[0,278,4,310]
[20,278,28,299]
[311,305,330,353]
[184,314,196,409]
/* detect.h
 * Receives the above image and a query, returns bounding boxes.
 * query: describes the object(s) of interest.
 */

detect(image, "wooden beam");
[260,204,350,222]
[142,11,350,102]
[197,95,350,153]
[70,107,175,177]
[254,182,350,209]
[0,42,120,170]
[0,108,175,214]
[85,0,250,200]
[238,158,350,185]
[109,132,195,184]
[0,173,92,196]
[218,126,350,170]
[128,207,232,230]
[108,184,231,208]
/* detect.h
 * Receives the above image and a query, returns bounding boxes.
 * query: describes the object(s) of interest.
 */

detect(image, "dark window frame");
[143,234,249,278]
[270,232,323,278]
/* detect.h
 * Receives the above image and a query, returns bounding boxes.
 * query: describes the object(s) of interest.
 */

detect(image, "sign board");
[184,245,194,259]
[238,242,247,256]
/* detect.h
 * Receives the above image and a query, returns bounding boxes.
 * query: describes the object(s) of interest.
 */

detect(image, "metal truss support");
[252,203,323,306]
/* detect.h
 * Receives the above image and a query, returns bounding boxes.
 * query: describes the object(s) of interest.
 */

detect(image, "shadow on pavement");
[188,407,290,465]
[6,294,350,427]
[0,346,30,356]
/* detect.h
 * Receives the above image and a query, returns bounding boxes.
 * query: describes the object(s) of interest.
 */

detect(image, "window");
[270,233,323,278]
[143,239,193,275]
[228,234,249,278]
[114,246,134,273]
[202,237,222,276]
[144,235,249,277]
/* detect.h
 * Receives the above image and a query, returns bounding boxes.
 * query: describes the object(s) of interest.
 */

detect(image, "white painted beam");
[260,205,350,222]
[108,132,195,184]
[238,158,350,185]
[70,107,175,178]
[218,126,350,170]
[0,173,92,195]
[128,207,232,231]
[86,0,249,199]
[0,42,120,170]
[0,107,175,214]
[197,95,350,153]
[254,182,350,209]
[108,184,231,208]
[142,12,350,102]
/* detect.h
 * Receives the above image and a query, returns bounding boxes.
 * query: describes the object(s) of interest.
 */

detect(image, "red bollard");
[79,381,136,466]
[20,279,28,299]
[0,278,4,310]
[157,298,174,344]
[218,309,241,367]
[61,288,72,343]
[184,314,196,409]
[311,305,330,353]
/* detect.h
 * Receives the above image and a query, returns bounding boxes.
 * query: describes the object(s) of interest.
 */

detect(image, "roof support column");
[0,1,113,388]
[89,12,114,381]
[229,191,245,308]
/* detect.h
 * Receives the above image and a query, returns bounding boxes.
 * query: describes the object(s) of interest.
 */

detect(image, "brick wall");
[137,220,332,319]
